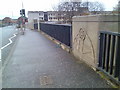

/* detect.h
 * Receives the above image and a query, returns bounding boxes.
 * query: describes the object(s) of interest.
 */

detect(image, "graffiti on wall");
[74,28,95,62]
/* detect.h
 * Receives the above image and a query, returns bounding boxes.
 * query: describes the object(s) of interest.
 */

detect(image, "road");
[2,26,18,46]
[0,25,18,89]
[0,25,18,66]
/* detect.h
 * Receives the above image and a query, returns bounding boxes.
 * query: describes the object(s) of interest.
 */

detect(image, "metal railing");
[98,31,120,84]
[39,23,72,47]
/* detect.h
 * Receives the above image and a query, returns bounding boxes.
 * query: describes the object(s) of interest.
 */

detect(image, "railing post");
[102,34,107,69]
[117,36,120,81]
[109,35,116,75]
[105,34,111,72]
[114,36,120,78]
[98,32,104,67]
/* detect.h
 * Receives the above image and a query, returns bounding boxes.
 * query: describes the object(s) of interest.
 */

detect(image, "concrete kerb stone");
[97,71,120,88]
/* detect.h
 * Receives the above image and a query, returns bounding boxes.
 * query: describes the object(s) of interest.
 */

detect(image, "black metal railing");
[40,23,72,47]
[98,31,120,84]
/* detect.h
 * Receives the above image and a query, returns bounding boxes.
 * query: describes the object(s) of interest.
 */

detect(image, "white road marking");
[0,33,17,50]
[0,33,18,60]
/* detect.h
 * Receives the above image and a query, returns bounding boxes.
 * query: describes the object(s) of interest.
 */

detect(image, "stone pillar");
[38,19,40,32]
[72,15,119,68]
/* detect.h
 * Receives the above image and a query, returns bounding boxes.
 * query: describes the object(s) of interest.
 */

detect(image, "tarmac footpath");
[2,29,111,88]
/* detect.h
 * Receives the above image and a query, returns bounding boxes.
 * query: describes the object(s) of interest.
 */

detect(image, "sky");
[0,0,119,19]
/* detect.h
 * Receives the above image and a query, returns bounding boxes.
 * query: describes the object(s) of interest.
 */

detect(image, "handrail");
[100,30,120,36]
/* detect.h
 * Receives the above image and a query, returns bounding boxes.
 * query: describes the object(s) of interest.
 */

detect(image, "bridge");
[1,15,120,88]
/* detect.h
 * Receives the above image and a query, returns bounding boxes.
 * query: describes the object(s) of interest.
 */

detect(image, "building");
[28,8,89,29]
[28,11,63,24]
[27,0,89,29]
[2,17,12,25]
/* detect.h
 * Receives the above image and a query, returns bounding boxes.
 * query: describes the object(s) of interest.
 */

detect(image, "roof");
[28,11,44,13]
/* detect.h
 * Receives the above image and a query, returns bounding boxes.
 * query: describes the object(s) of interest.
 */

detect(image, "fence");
[98,31,120,84]
[39,23,72,47]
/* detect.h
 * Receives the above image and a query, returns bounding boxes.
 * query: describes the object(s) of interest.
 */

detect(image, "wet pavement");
[2,29,111,88]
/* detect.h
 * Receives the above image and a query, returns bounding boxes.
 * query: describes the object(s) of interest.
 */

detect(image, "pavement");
[2,29,111,88]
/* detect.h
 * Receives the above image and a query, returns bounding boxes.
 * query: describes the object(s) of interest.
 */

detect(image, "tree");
[81,1,105,14]
[53,0,105,23]
[53,0,88,23]
[2,17,12,26]
[113,1,120,11]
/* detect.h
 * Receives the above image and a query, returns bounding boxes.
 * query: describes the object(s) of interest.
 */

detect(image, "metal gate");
[98,31,120,85]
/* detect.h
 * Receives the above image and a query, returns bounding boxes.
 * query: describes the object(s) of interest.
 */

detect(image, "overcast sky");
[0,0,119,19]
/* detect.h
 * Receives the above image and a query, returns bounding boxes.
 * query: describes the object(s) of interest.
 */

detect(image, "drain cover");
[40,75,53,85]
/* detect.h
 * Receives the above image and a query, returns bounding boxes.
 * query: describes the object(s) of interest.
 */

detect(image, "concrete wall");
[28,12,39,23]
[99,15,118,32]
[28,12,39,29]
[72,15,118,68]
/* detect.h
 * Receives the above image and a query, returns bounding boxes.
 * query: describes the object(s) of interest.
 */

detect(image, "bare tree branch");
[81,1,105,12]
